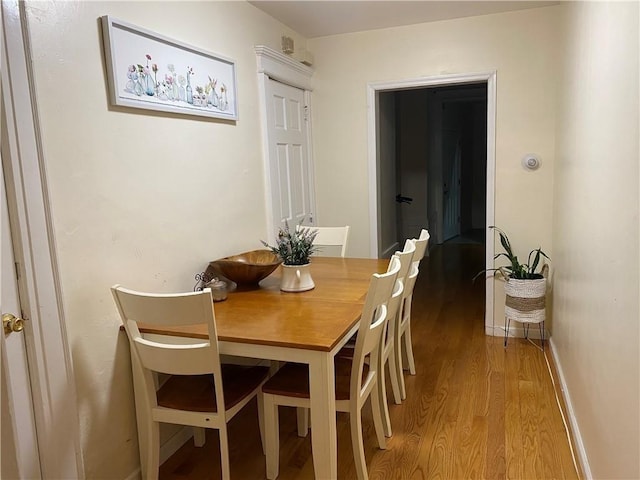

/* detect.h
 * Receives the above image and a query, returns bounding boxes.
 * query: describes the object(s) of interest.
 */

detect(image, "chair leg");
[257,392,266,454]
[394,317,407,401]
[264,395,280,480]
[379,361,392,437]
[193,427,206,447]
[219,426,231,480]
[395,339,407,401]
[402,321,416,375]
[371,385,388,447]
[144,421,160,480]
[387,347,402,405]
[350,408,369,480]
[296,407,309,437]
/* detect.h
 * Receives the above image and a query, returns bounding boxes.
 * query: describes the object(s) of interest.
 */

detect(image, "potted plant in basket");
[262,220,319,292]
[477,226,550,346]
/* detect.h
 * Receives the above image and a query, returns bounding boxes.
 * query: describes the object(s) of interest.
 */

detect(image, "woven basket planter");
[504,276,546,324]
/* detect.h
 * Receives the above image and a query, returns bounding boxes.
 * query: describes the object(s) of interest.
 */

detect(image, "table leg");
[308,351,337,479]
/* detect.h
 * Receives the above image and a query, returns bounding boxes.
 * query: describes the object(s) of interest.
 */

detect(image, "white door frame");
[367,71,497,334]
[1,2,84,477]
[255,45,315,237]
[1,157,41,479]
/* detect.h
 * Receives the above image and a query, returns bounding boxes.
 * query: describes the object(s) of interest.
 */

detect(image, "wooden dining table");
[138,256,389,479]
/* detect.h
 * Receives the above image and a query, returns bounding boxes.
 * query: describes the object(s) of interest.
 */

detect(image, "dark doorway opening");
[388,83,488,248]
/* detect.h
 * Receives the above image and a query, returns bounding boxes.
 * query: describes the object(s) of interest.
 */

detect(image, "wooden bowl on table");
[208,249,281,288]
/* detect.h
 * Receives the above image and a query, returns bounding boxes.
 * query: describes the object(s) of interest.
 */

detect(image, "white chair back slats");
[311,225,350,257]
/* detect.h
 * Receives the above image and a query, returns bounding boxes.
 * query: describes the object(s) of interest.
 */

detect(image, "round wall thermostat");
[522,154,541,171]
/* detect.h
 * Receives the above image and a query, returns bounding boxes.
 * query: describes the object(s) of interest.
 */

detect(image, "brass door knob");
[2,313,25,334]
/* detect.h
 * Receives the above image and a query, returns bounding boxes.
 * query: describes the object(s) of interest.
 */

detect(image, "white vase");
[280,264,315,292]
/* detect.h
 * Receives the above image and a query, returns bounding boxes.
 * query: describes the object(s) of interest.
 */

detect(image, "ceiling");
[249,1,558,38]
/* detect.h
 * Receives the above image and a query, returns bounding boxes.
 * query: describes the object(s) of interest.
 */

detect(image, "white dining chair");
[378,242,415,433]
[336,241,414,437]
[335,242,417,439]
[396,229,430,400]
[112,285,270,480]
[312,225,350,257]
[261,255,401,480]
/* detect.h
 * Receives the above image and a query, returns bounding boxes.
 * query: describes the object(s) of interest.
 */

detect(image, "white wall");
[552,2,639,478]
[308,6,559,327]
[23,1,305,477]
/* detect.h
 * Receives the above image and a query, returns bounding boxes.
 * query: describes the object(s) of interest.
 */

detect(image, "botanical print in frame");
[101,16,238,120]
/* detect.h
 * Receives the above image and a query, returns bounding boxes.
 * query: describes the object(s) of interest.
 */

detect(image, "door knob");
[2,313,25,334]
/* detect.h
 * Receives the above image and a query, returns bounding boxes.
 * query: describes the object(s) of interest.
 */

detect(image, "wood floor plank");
[484,371,506,479]
[157,244,579,480]
[505,341,524,479]
[452,334,488,478]
[411,359,457,479]
[544,348,582,480]
[520,379,544,478]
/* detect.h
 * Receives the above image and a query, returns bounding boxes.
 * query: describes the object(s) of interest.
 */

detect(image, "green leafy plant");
[261,220,319,266]
[476,226,550,280]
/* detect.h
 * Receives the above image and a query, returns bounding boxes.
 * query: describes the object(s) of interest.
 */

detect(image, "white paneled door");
[1,163,41,479]
[265,78,315,231]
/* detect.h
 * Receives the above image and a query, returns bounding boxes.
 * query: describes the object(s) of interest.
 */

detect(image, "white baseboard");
[124,426,193,480]
[548,337,592,479]
[485,327,592,477]
[124,468,141,480]
[160,426,194,465]
[381,241,400,258]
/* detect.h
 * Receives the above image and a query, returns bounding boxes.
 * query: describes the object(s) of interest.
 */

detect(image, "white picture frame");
[101,16,238,121]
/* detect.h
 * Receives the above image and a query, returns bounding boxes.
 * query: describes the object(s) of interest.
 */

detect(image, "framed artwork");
[101,16,238,120]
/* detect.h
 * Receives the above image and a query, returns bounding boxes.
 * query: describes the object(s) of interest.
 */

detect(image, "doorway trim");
[255,45,315,237]
[2,2,84,476]
[366,71,497,334]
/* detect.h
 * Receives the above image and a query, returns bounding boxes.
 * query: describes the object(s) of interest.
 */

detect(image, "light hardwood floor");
[159,243,579,479]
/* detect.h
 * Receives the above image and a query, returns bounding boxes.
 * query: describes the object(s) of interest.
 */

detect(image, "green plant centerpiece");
[262,221,319,292]
[261,220,319,265]
[481,226,550,347]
